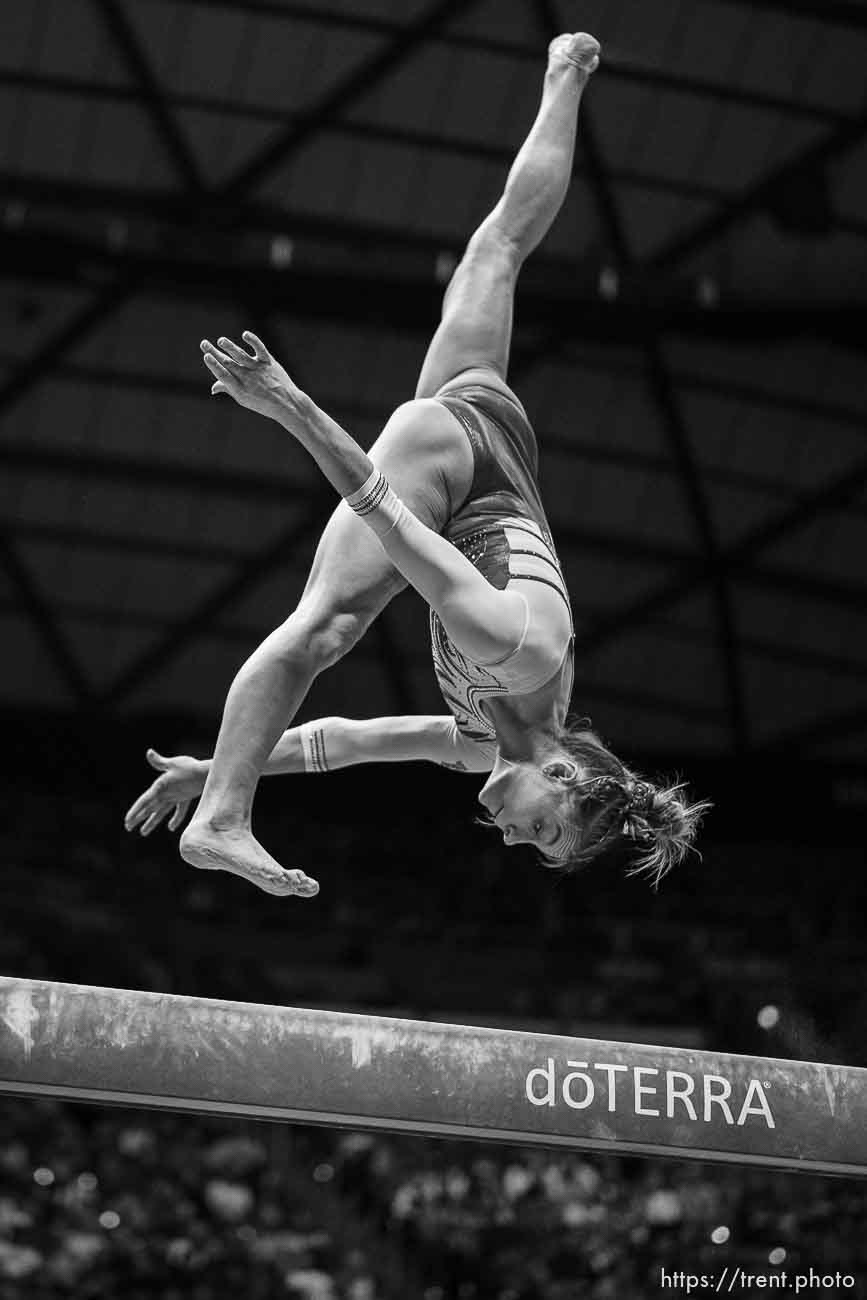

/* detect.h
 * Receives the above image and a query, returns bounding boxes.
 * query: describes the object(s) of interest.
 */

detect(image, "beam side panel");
[1,979,865,1176]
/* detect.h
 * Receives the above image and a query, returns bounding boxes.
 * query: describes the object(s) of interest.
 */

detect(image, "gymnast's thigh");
[298,398,474,622]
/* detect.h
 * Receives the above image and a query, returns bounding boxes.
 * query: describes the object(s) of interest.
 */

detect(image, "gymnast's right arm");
[123,716,491,835]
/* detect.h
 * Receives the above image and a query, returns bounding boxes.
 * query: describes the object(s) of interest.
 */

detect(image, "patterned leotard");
[431,385,574,764]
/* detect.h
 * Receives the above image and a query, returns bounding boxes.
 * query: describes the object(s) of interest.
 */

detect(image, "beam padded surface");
[1,979,865,1175]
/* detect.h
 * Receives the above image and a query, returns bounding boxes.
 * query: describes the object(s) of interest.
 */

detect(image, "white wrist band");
[344,469,404,537]
[299,721,329,773]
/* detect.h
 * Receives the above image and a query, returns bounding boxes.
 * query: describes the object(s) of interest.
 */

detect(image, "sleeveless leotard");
[430,385,574,764]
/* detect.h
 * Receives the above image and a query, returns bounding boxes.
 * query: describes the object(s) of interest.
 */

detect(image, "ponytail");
[542,718,712,887]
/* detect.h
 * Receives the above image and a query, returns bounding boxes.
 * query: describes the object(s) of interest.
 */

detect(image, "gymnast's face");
[477,757,578,858]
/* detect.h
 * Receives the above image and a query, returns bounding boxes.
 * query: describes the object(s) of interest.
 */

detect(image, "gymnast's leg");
[414,32,600,402]
[179,403,472,895]
[179,33,599,896]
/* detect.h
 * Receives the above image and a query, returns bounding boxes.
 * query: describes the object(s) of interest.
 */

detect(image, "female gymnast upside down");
[124,33,710,897]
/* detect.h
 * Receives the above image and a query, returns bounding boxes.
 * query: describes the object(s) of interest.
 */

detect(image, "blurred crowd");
[0,1098,864,1300]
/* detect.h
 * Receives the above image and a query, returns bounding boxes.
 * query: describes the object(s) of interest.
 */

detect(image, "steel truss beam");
[2,45,851,134]
[0,592,729,726]
[1,0,862,714]
[0,164,724,253]
[220,0,473,198]
[577,453,867,670]
[4,348,865,494]
[0,532,93,707]
[91,0,204,194]
[532,0,746,751]
[0,0,479,710]
[8,8,856,281]
[0,0,218,706]
[503,12,866,729]
[5,443,866,618]
[3,587,864,712]
[0,280,140,700]
[641,340,748,747]
[2,226,860,345]
[0,279,132,421]
[648,98,867,272]
[0,75,853,199]
[143,0,867,65]
[7,325,867,458]
[1,0,477,412]
[116,0,478,699]
[1,270,861,723]
[99,498,329,708]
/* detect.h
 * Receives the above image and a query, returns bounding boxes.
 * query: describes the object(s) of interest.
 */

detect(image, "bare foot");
[549,32,601,77]
[179,821,319,898]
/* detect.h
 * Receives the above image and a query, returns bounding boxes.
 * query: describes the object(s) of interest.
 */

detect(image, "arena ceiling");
[1,0,866,764]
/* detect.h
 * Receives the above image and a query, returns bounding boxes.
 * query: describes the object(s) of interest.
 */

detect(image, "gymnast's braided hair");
[541,717,713,887]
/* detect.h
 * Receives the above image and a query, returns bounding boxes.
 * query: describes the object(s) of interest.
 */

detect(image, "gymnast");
[125,33,710,896]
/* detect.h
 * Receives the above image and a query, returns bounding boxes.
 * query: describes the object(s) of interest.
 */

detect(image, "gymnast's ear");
[542,758,581,784]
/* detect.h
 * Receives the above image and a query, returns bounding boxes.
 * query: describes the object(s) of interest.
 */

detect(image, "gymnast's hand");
[200,331,311,430]
[124,749,208,836]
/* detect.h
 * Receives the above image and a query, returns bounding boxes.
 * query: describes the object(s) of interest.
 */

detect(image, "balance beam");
[1,978,865,1176]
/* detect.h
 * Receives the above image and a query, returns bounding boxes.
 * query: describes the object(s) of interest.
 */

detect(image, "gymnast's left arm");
[125,717,492,835]
[293,716,494,774]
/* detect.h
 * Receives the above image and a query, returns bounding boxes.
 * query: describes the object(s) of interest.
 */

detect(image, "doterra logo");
[525,1059,775,1128]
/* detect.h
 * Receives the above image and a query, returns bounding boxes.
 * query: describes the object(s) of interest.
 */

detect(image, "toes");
[284,869,319,897]
[549,33,601,74]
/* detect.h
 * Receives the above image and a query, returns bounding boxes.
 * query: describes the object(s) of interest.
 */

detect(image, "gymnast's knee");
[462,219,522,273]
[287,601,374,674]
[438,222,522,319]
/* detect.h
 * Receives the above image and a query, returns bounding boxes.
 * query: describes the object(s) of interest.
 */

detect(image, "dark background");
[1,1,866,1296]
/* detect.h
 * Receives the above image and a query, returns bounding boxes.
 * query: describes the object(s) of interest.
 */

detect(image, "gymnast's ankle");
[186,809,249,837]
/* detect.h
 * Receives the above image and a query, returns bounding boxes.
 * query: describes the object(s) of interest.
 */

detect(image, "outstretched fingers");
[200,338,233,365]
[200,334,270,398]
[199,330,274,392]
[202,348,235,396]
[139,810,166,836]
[126,798,165,835]
[217,335,256,367]
[124,789,153,831]
[168,801,191,832]
[125,771,185,837]
[201,348,233,381]
[200,334,268,367]
[242,330,270,360]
